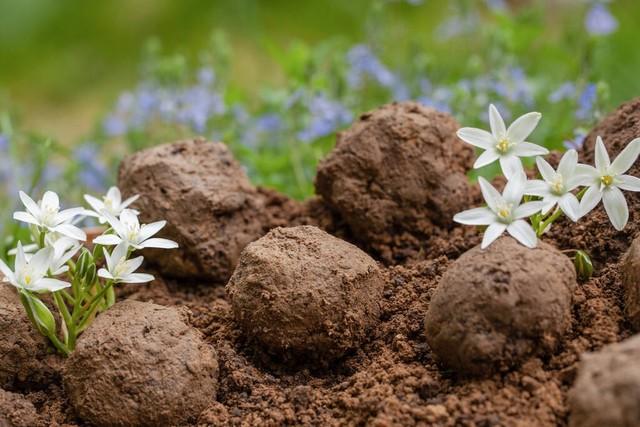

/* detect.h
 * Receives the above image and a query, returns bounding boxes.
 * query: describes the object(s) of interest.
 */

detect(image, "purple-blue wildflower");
[548,82,577,103]
[298,94,352,143]
[575,83,597,121]
[563,131,587,151]
[585,3,618,36]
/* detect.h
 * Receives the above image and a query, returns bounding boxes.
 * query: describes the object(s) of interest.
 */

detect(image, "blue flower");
[585,3,618,36]
[197,67,216,86]
[485,0,507,12]
[347,45,396,88]
[74,143,108,191]
[298,94,352,143]
[548,82,576,103]
[575,83,597,121]
[563,131,587,151]
[103,115,128,137]
[255,114,283,132]
[0,134,9,152]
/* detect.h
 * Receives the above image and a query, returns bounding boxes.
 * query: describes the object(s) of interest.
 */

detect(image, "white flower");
[13,191,87,241]
[524,149,591,221]
[0,242,71,292]
[93,209,179,250]
[579,136,640,230]
[98,242,154,284]
[84,187,139,224]
[457,104,548,179]
[454,176,544,249]
[10,236,82,276]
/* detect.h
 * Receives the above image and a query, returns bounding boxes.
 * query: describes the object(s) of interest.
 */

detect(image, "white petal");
[478,177,503,211]
[506,111,541,144]
[111,242,129,265]
[15,242,26,274]
[122,256,144,275]
[139,238,179,249]
[610,138,640,175]
[0,258,14,282]
[524,180,550,197]
[473,149,500,169]
[19,191,41,217]
[580,185,603,217]
[558,193,581,222]
[120,209,140,227]
[603,187,629,231]
[30,248,54,280]
[84,194,105,213]
[103,247,114,273]
[594,136,611,172]
[513,201,544,219]
[481,223,507,249]
[53,224,87,241]
[138,221,166,242]
[453,207,495,225]
[616,175,640,192]
[557,149,578,178]
[507,219,537,248]
[535,156,556,182]
[457,128,496,149]
[31,278,71,292]
[568,164,599,189]
[13,211,41,226]
[121,273,155,284]
[98,268,114,280]
[101,210,126,237]
[489,104,506,139]
[540,198,558,215]
[93,234,122,246]
[511,142,549,157]
[499,155,525,181]
[503,176,525,205]
[42,191,60,210]
[107,187,122,206]
[56,207,85,225]
[121,195,140,210]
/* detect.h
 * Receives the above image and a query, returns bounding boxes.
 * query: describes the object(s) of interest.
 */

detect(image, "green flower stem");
[53,291,75,347]
[77,281,113,333]
[47,332,70,357]
[536,207,563,237]
[38,230,46,248]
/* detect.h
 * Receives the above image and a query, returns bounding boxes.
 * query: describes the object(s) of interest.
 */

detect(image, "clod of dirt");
[425,237,576,376]
[549,97,640,267]
[315,101,474,262]
[622,236,640,330]
[63,300,219,427]
[226,225,384,362]
[0,284,59,390]
[118,138,267,281]
[0,388,45,427]
[568,334,640,427]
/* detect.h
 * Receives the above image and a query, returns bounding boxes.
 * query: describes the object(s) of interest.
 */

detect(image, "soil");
[2,99,640,426]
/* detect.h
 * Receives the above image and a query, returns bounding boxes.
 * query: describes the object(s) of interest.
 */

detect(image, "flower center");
[24,274,32,285]
[601,175,614,187]
[550,174,565,195]
[114,261,127,277]
[41,204,59,226]
[496,138,512,154]
[125,223,140,242]
[496,203,513,222]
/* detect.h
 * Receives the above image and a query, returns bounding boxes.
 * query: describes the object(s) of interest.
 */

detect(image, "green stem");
[53,292,74,346]
[77,282,113,332]
[38,230,46,248]
[537,207,563,237]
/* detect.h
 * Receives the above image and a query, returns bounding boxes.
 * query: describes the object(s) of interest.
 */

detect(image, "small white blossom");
[0,242,70,292]
[98,242,154,284]
[84,187,139,224]
[93,209,178,250]
[10,235,82,276]
[454,175,544,249]
[457,104,548,179]
[579,136,640,230]
[524,149,591,221]
[13,191,86,241]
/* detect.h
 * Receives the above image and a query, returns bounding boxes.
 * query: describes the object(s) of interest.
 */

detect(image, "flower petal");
[489,104,506,139]
[506,219,537,248]
[19,191,41,217]
[481,223,507,249]
[568,164,599,189]
[84,194,104,214]
[121,273,155,284]
[30,247,54,280]
[13,211,41,227]
[122,256,144,276]
[107,187,122,206]
[603,186,628,231]
[594,136,611,172]
[499,155,525,180]
[138,238,179,249]
[0,258,14,282]
[15,242,26,274]
[42,191,60,210]
[579,185,603,217]
[535,156,556,182]
[478,177,503,211]
[101,210,126,237]
[511,142,549,157]
[513,201,544,219]
[31,278,71,292]
[53,224,87,241]
[93,234,122,246]
[138,221,166,242]
[506,111,541,144]
[453,207,495,225]
[56,207,85,225]
[540,198,558,215]
[121,195,140,210]
[473,149,500,169]
[610,138,640,175]
[98,268,114,280]
[457,128,496,149]
[557,149,578,178]
[616,175,640,192]
[558,193,581,222]
[503,175,526,205]
[524,179,550,197]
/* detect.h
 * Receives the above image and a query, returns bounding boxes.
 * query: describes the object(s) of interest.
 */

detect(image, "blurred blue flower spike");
[548,82,577,103]
[298,93,352,143]
[585,3,618,36]
[575,83,597,121]
[75,143,108,191]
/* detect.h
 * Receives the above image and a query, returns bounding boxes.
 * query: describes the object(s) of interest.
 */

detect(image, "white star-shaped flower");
[454,175,544,248]
[579,136,640,230]
[98,242,154,284]
[13,191,86,241]
[524,149,591,221]
[0,242,70,292]
[93,209,178,250]
[84,187,139,224]
[457,104,548,179]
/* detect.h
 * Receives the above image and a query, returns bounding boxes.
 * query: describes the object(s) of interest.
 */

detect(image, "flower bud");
[20,292,56,337]
[574,250,593,281]
[76,249,92,277]
[85,263,97,286]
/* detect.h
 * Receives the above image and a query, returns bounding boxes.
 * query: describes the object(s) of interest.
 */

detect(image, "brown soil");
[3,99,640,426]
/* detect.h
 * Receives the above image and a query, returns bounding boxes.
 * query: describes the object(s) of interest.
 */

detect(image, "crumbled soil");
[4,99,640,426]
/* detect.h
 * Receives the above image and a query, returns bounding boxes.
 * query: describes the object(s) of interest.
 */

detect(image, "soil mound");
[569,334,640,427]
[63,300,219,427]
[117,138,268,281]
[425,237,576,376]
[315,101,475,263]
[0,388,45,427]
[622,235,640,330]
[226,225,384,362]
[0,285,59,390]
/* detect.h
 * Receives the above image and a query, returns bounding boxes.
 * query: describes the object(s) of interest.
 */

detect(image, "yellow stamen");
[601,175,614,186]
[496,138,512,154]
[550,174,564,194]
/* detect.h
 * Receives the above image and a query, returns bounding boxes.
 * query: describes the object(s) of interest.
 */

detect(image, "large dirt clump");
[226,225,384,362]
[315,101,475,263]
[622,235,640,330]
[0,388,45,427]
[425,237,576,376]
[0,284,59,390]
[117,138,267,281]
[568,334,640,427]
[548,97,640,266]
[63,299,219,427]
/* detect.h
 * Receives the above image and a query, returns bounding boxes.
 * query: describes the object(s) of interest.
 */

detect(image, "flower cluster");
[0,187,177,355]
[455,104,640,250]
